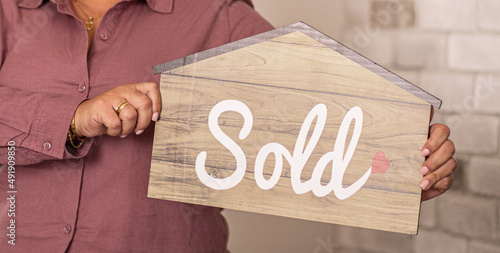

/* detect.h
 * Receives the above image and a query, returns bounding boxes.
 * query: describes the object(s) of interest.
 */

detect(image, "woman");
[0,0,455,251]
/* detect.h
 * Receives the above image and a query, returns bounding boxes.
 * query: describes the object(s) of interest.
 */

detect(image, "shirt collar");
[17,0,173,13]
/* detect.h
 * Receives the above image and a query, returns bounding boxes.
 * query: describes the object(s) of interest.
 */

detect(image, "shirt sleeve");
[0,86,93,165]
[0,1,93,165]
[226,0,275,42]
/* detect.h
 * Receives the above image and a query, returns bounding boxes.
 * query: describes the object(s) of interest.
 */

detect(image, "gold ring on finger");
[452,156,458,166]
[115,101,129,114]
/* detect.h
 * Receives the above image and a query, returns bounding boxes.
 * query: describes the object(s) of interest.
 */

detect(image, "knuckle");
[439,176,453,191]
[428,173,440,185]
[444,140,456,154]
[145,82,158,89]
[137,98,152,109]
[447,156,458,171]
[93,98,108,108]
[440,124,451,136]
[108,120,121,130]
[136,119,150,128]
[121,110,136,121]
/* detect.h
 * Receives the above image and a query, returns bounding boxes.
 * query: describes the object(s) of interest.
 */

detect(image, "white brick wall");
[395,31,446,69]
[414,230,467,253]
[478,0,500,32]
[445,114,499,154]
[419,198,437,229]
[475,75,500,113]
[344,0,372,26]
[419,71,474,112]
[449,34,500,71]
[470,241,500,253]
[332,0,500,252]
[415,0,476,31]
[438,192,497,240]
[345,29,395,66]
[467,157,500,197]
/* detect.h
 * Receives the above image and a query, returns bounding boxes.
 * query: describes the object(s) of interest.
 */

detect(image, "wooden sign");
[148,22,441,234]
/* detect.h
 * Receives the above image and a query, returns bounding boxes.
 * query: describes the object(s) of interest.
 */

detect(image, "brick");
[414,229,467,253]
[419,71,474,112]
[345,0,372,26]
[419,198,437,229]
[415,0,475,31]
[478,0,500,31]
[343,24,383,51]
[449,34,500,71]
[395,32,446,69]
[345,30,394,66]
[441,114,499,155]
[371,0,415,28]
[475,75,500,113]
[252,0,344,38]
[467,157,500,197]
[470,241,500,253]
[437,192,496,240]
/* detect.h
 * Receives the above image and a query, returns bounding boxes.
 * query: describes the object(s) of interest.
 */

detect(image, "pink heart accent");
[371,151,390,173]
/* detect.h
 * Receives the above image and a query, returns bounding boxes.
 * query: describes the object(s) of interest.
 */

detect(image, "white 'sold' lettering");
[196,100,372,200]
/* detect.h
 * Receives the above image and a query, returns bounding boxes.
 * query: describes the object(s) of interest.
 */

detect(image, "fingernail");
[419,166,429,175]
[136,130,144,135]
[421,148,430,157]
[420,180,430,190]
[152,112,159,122]
[120,135,127,138]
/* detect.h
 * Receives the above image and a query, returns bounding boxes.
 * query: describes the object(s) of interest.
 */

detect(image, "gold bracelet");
[68,115,87,148]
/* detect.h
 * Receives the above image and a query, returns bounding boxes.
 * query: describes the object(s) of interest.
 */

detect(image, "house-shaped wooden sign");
[148,22,441,234]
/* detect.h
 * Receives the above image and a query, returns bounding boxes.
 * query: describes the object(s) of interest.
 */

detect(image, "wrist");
[72,113,85,138]
[68,112,87,148]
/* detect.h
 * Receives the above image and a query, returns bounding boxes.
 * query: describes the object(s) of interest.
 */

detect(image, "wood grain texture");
[153,22,441,108]
[149,29,434,234]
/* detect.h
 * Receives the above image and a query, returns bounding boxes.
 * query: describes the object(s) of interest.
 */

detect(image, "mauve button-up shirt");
[0,0,273,251]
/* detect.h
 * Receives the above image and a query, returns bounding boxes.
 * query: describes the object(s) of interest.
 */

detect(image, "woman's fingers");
[134,82,161,121]
[421,139,455,175]
[72,82,161,138]
[116,82,160,134]
[421,153,456,190]
[419,123,456,201]
[421,124,450,156]
[121,90,152,134]
[100,104,123,137]
[117,103,138,137]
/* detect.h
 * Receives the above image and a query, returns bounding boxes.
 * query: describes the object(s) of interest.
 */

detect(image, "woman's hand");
[72,82,161,138]
[419,122,456,201]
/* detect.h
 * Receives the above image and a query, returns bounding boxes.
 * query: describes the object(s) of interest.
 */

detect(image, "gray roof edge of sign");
[153,21,442,109]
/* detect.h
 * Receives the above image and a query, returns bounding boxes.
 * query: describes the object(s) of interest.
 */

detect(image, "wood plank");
[153,22,441,108]
[149,25,435,234]
[161,32,429,107]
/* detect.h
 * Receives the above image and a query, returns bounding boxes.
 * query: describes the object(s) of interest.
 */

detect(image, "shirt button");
[42,141,52,150]
[100,33,109,41]
[78,83,87,93]
[64,224,72,234]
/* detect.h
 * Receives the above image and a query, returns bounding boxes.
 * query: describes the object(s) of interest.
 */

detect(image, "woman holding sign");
[0,0,455,251]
